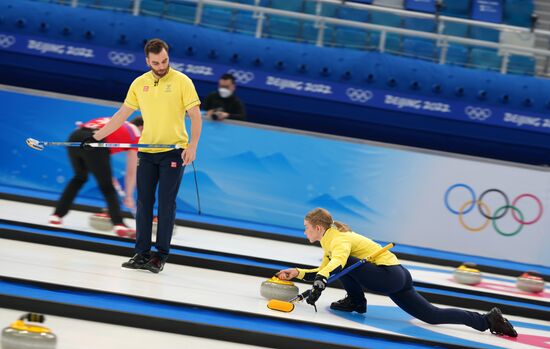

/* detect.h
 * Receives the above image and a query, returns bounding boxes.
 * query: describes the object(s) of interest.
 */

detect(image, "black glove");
[306,274,327,306]
[80,136,97,150]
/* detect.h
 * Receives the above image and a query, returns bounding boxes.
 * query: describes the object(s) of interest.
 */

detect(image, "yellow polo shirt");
[297,227,399,279]
[124,67,200,153]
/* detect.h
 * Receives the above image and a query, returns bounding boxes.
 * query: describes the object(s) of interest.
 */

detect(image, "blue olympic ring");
[444,183,476,215]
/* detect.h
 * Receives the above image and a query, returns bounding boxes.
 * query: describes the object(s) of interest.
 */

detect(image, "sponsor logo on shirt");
[165,84,172,93]
[171,161,177,168]
[143,86,149,92]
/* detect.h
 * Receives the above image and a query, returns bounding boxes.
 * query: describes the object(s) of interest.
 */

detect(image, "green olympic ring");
[491,205,524,237]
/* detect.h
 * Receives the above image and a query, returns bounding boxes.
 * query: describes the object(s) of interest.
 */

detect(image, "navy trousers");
[135,149,185,260]
[338,257,490,331]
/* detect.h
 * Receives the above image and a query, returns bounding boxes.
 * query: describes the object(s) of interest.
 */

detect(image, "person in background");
[203,73,246,121]
[49,116,143,238]
[277,208,518,338]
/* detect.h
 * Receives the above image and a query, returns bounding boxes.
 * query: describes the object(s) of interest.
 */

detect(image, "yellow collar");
[320,226,339,247]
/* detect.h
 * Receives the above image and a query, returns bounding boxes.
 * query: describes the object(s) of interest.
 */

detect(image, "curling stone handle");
[19,313,45,323]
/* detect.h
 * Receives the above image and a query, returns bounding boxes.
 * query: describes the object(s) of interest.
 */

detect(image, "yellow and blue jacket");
[296,227,399,281]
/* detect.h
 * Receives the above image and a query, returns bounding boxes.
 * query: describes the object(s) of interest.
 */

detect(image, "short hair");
[130,116,144,127]
[144,38,169,56]
[220,73,236,84]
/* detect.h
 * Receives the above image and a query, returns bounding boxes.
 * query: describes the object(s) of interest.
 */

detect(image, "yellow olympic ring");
[458,200,491,232]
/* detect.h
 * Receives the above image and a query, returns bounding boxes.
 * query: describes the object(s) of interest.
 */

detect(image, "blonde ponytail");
[305,208,351,232]
[333,220,351,232]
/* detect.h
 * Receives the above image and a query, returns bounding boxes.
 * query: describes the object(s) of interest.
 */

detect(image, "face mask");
[218,87,233,98]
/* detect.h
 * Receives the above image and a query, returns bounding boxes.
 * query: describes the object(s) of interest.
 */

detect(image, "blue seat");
[266,16,301,40]
[201,7,233,30]
[348,0,374,4]
[470,27,499,42]
[76,0,133,11]
[165,2,197,23]
[370,11,402,27]
[269,0,303,12]
[445,44,469,66]
[140,0,166,16]
[471,48,501,71]
[373,0,404,8]
[403,38,435,60]
[301,22,335,45]
[508,55,535,75]
[403,17,435,32]
[233,0,267,4]
[503,0,533,27]
[337,7,370,22]
[104,0,134,11]
[335,27,370,49]
[442,0,470,17]
[442,21,469,37]
[233,11,258,35]
[404,0,435,13]
[304,1,338,17]
[370,32,401,52]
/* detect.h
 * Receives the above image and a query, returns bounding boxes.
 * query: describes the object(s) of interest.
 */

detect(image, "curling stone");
[1,313,56,349]
[453,263,482,285]
[89,211,113,231]
[516,271,545,293]
[90,213,174,239]
[260,277,299,301]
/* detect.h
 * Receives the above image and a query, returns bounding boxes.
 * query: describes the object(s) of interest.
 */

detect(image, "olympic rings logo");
[107,51,135,66]
[346,88,373,103]
[465,106,492,121]
[0,34,16,48]
[227,69,255,84]
[444,183,543,237]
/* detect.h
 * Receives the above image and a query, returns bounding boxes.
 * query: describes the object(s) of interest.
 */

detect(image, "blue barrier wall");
[1,0,550,165]
[2,89,548,266]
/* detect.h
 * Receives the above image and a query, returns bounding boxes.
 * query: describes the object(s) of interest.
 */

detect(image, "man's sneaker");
[121,253,151,270]
[142,255,165,274]
[486,307,518,337]
[48,215,62,226]
[330,295,367,314]
[113,224,136,239]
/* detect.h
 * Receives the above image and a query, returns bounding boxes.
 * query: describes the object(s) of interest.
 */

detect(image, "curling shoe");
[48,215,62,226]
[142,255,165,274]
[486,307,518,337]
[113,224,136,239]
[330,295,367,314]
[121,253,151,270]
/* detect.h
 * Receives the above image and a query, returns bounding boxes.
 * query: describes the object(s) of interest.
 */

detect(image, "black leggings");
[54,128,123,225]
[338,257,489,331]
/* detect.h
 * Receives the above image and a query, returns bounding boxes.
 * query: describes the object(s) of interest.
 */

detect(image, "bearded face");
[146,49,170,78]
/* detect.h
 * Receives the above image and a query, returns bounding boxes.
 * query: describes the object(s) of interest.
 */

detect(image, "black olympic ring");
[477,188,509,220]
